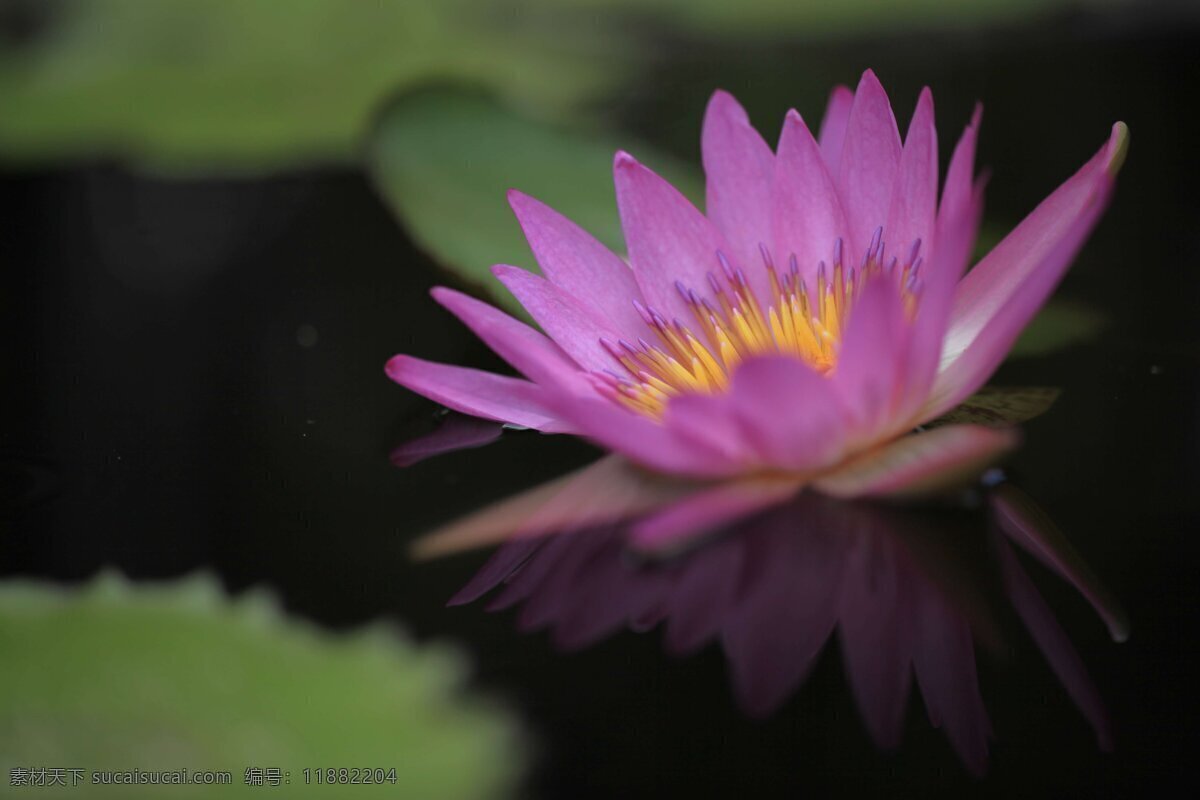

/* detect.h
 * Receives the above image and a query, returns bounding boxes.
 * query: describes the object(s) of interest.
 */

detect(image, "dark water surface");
[3,16,1199,799]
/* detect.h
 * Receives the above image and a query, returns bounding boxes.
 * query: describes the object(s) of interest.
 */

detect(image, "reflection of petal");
[990,483,1130,642]
[994,533,1114,752]
[389,414,504,468]
[445,487,1117,772]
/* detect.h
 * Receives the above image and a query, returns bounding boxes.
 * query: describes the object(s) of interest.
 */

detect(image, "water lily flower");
[387,70,1127,543]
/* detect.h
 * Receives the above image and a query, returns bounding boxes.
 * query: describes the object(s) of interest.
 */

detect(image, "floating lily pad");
[928,386,1061,429]
[368,88,702,316]
[0,574,522,799]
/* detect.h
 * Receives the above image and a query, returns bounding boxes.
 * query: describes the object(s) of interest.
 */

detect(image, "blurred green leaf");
[368,88,701,316]
[0,573,521,799]
[0,0,617,171]
[1011,300,1107,359]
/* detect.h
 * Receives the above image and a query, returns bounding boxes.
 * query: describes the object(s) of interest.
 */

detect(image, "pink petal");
[818,84,855,175]
[545,390,744,478]
[389,414,504,467]
[409,455,698,559]
[628,476,805,554]
[895,106,984,426]
[491,264,621,372]
[431,286,583,389]
[702,90,776,284]
[831,277,910,443]
[923,123,1126,419]
[771,109,850,282]
[837,70,902,260]
[813,424,1019,499]
[384,355,568,432]
[726,355,850,471]
[885,87,938,270]
[507,190,647,338]
[614,151,745,323]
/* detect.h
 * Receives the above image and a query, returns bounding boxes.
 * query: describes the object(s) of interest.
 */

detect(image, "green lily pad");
[368,87,702,316]
[0,573,522,799]
[0,0,614,172]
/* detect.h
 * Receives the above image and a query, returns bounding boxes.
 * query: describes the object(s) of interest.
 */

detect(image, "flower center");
[595,229,922,418]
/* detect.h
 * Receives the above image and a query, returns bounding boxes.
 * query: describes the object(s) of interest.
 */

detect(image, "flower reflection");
[447,487,1123,775]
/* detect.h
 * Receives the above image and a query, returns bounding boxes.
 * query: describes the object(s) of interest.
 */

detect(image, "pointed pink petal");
[995,534,1114,751]
[491,264,621,372]
[628,476,804,554]
[702,91,776,283]
[814,424,1019,499]
[410,455,698,559]
[545,387,744,478]
[389,414,504,467]
[923,123,1126,419]
[771,110,850,281]
[431,286,583,389]
[385,355,568,432]
[614,151,743,322]
[818,85,855,174]
[727,355,849,471]
[507,190,647,338]
[895,106,984,426]
[832,277,910,442]
[838,70,902,259]
[885,87,938,268]
[990,483,1130,642]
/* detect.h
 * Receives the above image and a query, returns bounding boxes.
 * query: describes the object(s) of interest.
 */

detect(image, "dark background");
[3,4,1199,797]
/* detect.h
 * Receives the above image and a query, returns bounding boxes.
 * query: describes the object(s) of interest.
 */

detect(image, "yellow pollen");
[600,240,922,418]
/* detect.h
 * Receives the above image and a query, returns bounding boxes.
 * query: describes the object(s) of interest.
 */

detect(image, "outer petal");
[546,390,744,479]
[818,85,855,175]
[771,110,850,282]
[885,87,938,269]
[832,277,910,443]
[838,70,902,259]
[896,105,984,425]
[507,190,647,338]
[410,455,697,559]
[614,151,744,323]
[702,90,776,282]
[492,264,621,372]
[923,123,1127,419]
[629,476,804,553]
[814,424,1019,499]
[726,355,850,472]
[431,286,583,390]
[384,355,568,432]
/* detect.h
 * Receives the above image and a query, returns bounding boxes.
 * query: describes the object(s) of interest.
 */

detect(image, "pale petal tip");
[613,149,638,170]
[1106,122,1130,177]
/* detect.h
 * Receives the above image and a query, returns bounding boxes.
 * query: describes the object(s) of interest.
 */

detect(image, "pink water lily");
[387,70,1126,538]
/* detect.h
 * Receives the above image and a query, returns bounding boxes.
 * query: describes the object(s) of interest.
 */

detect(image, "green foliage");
[369,88,701,316]
[0,0,614,171]
[0,574,521,799]
[1011,300,1107,358]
